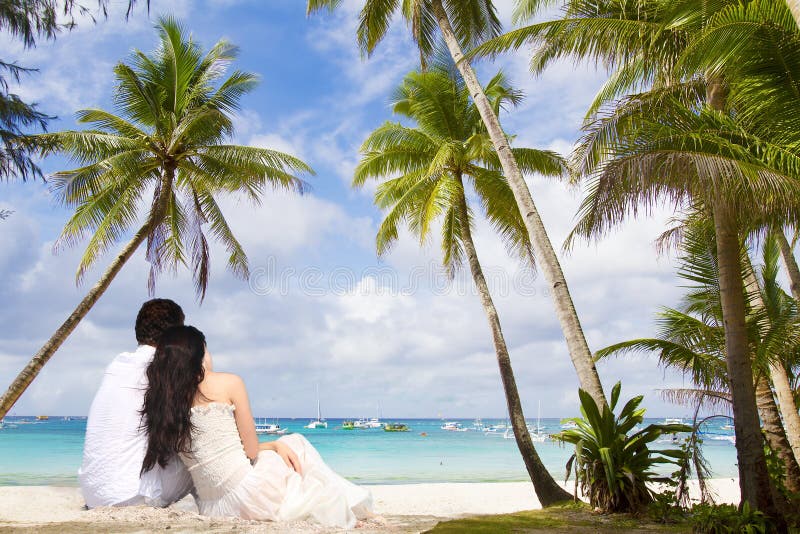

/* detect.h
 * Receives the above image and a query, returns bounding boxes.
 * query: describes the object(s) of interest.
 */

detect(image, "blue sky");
[0,0,707,419]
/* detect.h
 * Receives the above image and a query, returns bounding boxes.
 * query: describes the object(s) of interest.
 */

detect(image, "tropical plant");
[555,381,690,513]
[690,502,771,534]
[307,0,608,409]
[0,17,313,419]
[474,0,800,514]
[596,221,800,496]
[355,66,571,505]
[0,0,141,181]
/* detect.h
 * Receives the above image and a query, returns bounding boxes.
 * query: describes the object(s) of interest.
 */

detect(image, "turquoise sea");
[0,417,738,486]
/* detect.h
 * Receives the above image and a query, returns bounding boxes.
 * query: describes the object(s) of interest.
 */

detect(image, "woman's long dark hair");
[141,325,206,474]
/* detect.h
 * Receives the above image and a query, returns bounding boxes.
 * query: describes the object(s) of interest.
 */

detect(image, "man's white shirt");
[79,345,193,508]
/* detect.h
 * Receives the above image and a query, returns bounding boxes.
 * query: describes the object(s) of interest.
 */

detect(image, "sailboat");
[528,401,547,442]
[305,385,327,429]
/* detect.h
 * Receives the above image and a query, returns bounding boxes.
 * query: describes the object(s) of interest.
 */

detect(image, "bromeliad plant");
[555,382,690,513]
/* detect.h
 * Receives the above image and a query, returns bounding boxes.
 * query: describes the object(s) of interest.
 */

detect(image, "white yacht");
[663,417,684,425]
[255,419,287,435]
[364,417,384,429]
[305,385,328,429]
[441,421,467,432]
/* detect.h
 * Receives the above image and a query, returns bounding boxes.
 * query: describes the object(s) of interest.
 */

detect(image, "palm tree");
[307,0,607,409]
[597,222,800,497]
[1,0,142,181]
[354,67,572,505]
[475,0,800,513]
[0,17,313,419]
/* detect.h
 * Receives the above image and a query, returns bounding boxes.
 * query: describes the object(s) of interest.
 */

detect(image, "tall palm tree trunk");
[455,176,572,506]
[0,223,151,419]
[776,229,800,301]
[743,252,800,467]
[712,197,777,515]
[430,0,606,409]
[756,376,800,495]
[706,77,776,515]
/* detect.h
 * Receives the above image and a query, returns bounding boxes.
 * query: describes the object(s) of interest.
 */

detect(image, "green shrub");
[689,502,770,533]
[554,381,691,513]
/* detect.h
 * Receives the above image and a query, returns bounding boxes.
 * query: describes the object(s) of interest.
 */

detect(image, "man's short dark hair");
[135,299,185,346]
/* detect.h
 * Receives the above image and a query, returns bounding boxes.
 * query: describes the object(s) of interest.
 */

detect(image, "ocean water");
[0,417,738,486]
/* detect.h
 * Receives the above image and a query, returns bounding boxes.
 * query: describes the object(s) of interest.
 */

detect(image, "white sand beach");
[0,479,740,533]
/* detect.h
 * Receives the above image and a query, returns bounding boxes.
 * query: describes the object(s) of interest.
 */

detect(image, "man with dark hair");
[79,299,194,508]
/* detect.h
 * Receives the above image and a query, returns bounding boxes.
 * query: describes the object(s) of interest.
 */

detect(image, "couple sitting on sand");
[78,299,373,529]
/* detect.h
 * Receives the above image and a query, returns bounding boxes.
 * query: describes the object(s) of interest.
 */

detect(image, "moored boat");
[384,423,409,432]
[255,419,287,435]
[305,385,328,429]
[441,421,466,431]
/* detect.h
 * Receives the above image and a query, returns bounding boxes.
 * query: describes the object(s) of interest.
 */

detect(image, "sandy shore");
[0,480,740,533]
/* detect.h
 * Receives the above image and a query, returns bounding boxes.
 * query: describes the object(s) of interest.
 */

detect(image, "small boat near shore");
[441,421,467,432]
[255,419,286,435]
[305,385,328,429]
[384,423,410,432]
[35,415,49,421]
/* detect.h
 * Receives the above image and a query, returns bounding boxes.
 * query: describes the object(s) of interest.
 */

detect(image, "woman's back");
[180,402,251,501]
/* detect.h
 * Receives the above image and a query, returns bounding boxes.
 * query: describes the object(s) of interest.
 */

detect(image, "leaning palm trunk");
[776,230,800,301]
[0,170,173,419]
[712,196,777,515]
[455,176,572,506]
[743,255,800,467]
[756,377,800,495]
[430,0,606,409]
[0,223,151,419]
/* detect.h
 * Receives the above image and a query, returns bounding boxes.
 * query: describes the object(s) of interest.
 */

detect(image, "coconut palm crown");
[354,68,565,269]
[41,16,312,298]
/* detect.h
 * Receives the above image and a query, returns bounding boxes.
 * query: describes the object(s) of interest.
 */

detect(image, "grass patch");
[424,502,691,533]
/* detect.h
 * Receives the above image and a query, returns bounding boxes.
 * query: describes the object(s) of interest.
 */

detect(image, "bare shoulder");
[207,372,245,394]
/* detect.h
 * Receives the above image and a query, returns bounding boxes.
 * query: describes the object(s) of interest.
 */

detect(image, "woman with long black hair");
[140,325,373,528]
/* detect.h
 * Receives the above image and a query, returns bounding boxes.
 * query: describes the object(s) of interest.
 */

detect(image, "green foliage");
[354,67,565,272]
[307,0,502,67]
[1,0,141,181]
[689,503,770,534]
[36,17,313,298]
[555,381,690,513]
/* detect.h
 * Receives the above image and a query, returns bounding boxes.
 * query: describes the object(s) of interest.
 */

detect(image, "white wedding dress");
[180,403,372,528]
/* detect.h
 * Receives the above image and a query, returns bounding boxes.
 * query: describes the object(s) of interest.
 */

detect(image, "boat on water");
[35,415,49,421]
[441,421,467,432]
[255,419,286,435]
[341,421,355,430]
[305,385,328,429]
[528,401,547,442]
[471,418,487,431]
[560,421,578,430]
[484,421,509,435]
[384,423,409,432]
[663,417,684,425]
